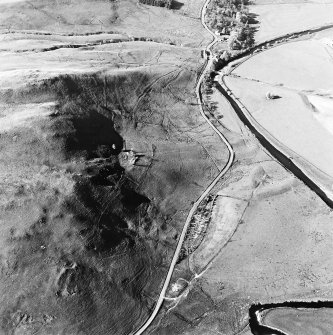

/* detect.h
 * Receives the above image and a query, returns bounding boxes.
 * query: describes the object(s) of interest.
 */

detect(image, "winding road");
[131,0,235,334]
[132,1,333,335]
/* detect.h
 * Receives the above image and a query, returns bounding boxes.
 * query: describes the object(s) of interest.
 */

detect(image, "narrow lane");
[131,0,235,333]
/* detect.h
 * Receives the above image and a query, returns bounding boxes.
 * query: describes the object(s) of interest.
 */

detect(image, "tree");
[138,0,173,8]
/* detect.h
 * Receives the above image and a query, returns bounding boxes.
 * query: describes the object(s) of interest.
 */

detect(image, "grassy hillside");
[0,0,229,333]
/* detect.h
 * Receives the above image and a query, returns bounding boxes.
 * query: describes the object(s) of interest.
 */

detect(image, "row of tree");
[139,0,173,8]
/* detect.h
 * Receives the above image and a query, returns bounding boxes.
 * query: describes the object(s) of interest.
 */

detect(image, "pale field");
[227,35,333,188]
[307,95,333,136]
[224,75,333,179]
[233,38,333,92]
[201,159,333,301]
[251,0,333,43]
[263,308,333,335]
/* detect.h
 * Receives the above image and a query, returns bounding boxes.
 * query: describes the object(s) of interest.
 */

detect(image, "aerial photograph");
[0,0,333,334]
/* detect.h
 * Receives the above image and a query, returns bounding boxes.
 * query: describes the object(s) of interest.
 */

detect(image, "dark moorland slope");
[0,0,227,333]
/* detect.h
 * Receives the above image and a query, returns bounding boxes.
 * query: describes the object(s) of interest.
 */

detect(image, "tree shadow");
[267,94,282,100]
[247,13,260,25]
[247,24,259,47]
[171,0,184,10]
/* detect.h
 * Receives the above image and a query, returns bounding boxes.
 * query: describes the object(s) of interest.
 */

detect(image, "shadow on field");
[171,0,184,10]
[247,13,260,25]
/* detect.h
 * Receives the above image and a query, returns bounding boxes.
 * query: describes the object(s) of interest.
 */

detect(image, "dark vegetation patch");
[177,195,215,263]
[0,71,170,335]
[139,0,173,9]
